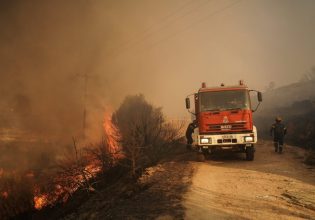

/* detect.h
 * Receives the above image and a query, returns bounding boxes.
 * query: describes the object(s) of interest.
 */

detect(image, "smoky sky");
[1,0,315,139]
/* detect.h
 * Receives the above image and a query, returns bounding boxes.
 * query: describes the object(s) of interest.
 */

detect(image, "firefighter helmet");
[275,116,282,122]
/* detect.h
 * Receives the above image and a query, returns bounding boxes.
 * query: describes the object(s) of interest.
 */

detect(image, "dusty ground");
[184,140,315,220]
[46,140,315,220]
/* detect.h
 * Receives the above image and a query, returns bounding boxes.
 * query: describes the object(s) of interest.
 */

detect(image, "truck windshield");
[199,90,250,112]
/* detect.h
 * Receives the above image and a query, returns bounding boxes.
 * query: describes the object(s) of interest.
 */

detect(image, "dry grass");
[0,170,35,219]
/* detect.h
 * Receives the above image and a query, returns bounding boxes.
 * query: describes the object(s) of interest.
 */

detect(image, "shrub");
[112,94,183,177]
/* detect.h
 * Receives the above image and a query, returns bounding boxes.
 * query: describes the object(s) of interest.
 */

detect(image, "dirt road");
[184,140,315,219]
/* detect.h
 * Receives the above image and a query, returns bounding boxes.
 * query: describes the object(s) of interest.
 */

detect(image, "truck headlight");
[244,136,254,142]
[200,138,211,144]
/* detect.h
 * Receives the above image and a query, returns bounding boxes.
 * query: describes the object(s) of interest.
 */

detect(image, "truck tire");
[246,147,255,161]
[196,153,206,162]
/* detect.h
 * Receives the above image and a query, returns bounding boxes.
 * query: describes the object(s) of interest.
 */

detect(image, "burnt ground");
[95,161,193,220]
[32,145,196,220]
[62,159,195,220]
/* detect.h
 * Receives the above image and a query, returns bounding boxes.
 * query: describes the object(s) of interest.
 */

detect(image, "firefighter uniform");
[270,117,287,153]
[186,121,197,149]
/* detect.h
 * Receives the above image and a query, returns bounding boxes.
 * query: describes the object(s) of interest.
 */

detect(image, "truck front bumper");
[195,132,256,153]
[197,132,256,146]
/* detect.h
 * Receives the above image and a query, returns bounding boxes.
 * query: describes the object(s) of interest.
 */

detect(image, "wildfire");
[85,164,101,176]
[34,194,48,210]
[103,110,120,154]
[31,110,121,211]
[32,162,102,210]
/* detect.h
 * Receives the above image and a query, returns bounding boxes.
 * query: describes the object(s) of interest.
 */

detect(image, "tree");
[112,95,176,177]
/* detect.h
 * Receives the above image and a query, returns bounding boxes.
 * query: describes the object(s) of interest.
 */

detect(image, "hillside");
[254,80,315,153]
[260,79,315,110]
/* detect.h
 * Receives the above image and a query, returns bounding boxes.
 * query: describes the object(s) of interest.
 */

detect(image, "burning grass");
[0,95,185,219]
[0,142,116,219]
[0,112,120,219]
[0,169,35,219]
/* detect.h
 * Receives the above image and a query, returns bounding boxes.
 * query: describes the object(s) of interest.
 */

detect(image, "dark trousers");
[274,137,284,153]
[186,136,193,145]
[186,135,193,150]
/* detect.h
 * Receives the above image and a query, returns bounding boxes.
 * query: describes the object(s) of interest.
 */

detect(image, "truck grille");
[217,138,237,144]
[208,122,246,131]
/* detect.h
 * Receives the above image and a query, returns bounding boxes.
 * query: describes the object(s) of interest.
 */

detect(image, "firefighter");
[270,116,287,153]
[186,120,197,150]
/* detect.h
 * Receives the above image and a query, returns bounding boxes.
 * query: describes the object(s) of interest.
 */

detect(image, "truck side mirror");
[258,92,262,102]
[185,97,190,109]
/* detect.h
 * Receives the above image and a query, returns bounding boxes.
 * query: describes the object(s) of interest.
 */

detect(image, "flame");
[85,164,101,176]
[34,194,48,210]
[32,162,101,210]
[31,110,121,210]
[103,110,120,154]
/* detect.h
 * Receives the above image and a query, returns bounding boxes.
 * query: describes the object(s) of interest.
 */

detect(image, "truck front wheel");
[246,146,255,161]
[196,152,206,162]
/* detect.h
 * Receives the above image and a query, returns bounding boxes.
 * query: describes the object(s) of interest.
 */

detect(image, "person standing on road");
[270,116,287,153]
[186,120,197,150]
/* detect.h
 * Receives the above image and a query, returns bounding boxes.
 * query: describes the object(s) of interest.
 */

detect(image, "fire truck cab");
[185,81,262,161]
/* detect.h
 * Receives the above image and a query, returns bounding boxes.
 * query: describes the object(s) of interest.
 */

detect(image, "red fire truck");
[185,81,262,160]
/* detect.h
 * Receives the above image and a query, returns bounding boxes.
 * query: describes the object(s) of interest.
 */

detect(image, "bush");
[85,137,116,175]
[112,94,183,177]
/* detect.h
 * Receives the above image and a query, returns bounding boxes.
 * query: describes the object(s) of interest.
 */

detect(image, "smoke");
[0,0,115,142]
[1,0,315,147]
[0,1,123,177]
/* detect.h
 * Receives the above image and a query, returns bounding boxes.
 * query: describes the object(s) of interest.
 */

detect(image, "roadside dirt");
[184,140,315,219]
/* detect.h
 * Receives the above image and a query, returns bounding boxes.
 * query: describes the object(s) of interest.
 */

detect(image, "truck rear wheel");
[246,147,255,161]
